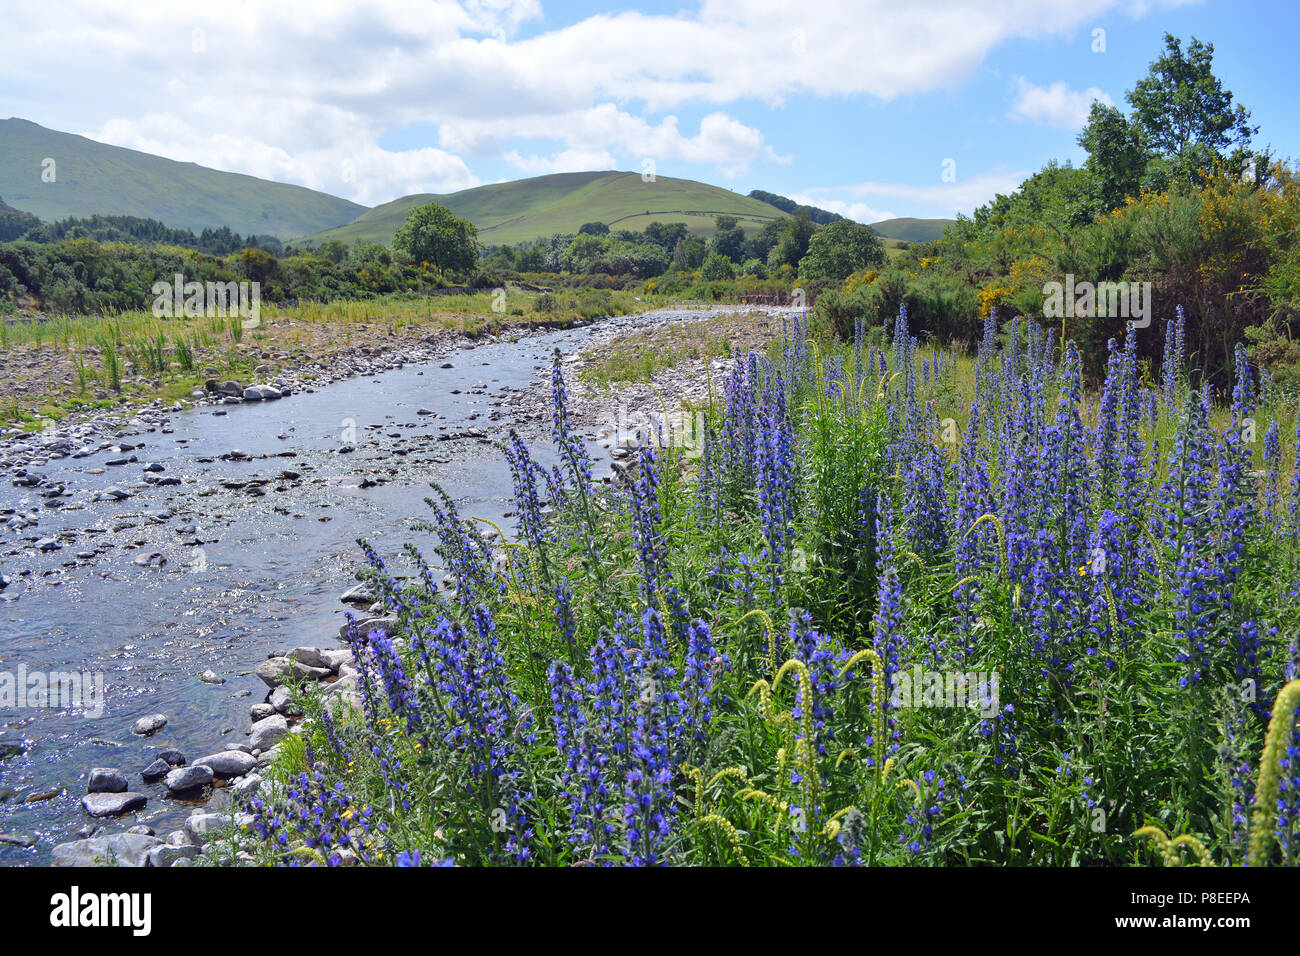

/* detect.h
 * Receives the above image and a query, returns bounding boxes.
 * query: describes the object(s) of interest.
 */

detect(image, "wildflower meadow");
[247,307,1300,867]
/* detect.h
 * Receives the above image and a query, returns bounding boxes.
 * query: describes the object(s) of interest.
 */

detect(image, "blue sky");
[2,0,1294,223]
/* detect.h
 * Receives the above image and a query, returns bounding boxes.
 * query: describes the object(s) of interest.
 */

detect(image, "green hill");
[869,217,955,243]
[0,118,365,239]
[299,171,787,248]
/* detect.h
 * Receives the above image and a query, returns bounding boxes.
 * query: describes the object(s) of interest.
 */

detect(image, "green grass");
[0,118,363,238]
[870,217,956,243]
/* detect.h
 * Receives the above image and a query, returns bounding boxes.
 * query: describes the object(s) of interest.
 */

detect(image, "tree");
[1128,34,1255,162]
[711,215,747,262]
[392,202,480,273]
[797,219,886,282]
[316,239,349,264]
[768,214,817,271]
[578,221,610,236]
[700,251,735,281]
[672,236,707,271]
[1078,102,1150,212]
[644,221,688,254]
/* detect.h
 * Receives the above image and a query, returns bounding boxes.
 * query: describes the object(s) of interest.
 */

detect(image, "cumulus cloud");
[0,0,1182,206]
[798,167,1034,219]
[1008,78,1114,129]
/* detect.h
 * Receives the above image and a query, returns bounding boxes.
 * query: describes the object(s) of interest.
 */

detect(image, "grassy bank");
[0,287,661,429]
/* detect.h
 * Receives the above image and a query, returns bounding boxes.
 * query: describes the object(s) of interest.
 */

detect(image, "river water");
[0,306,742,864]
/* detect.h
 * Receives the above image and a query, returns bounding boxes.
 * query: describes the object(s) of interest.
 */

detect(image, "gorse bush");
[247,307,1300,867]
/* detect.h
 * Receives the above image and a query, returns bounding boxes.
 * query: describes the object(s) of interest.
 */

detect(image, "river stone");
[132,713,168,735]
[250,702,276,721]
[183,813,226,845]
[340,583,376,605]
[249,714,288,751]
[157,749,187,766]
[339,616,401,641]
[287,646,330,669]
[147,843,200,867]
[319,648,354,672]
[88,768,128,793]
[269,686,302,716]
[232,774,263,799]
[198,669,225,684]
[164,765,213,793]
[81,792,147,817]
[140,758,171,783]
[52,832,161,867]
[256,656,330,686]
[192,750,258,777]
[0,733,28,761]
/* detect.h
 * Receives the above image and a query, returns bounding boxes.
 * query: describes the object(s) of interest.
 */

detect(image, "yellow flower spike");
[697,814,750,866]
[1248,679,1300,866]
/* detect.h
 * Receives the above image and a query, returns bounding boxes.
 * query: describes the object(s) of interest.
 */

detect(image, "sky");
[1,0,1295,223]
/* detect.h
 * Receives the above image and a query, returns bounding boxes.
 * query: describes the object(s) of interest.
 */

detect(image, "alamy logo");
[50,887,151,936]
[0,666,104,718]
[151,273,260,327]
[890,665,1000,718]
[1042,274,1152,328]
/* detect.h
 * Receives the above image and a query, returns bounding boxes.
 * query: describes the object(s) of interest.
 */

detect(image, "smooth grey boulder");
[255,657,331,687]
[249,714,288,752]
[147,843,200,867]
[287,646,330,669]
[140,759,171,783]
[88,768,128,793]
[132,713,168,736]
[192,750,258,778]
[81,792,147,817]
[52,832,161,867]
[164,765,213,793]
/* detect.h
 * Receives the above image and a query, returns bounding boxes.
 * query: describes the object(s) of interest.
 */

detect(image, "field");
[240,307,1300,867]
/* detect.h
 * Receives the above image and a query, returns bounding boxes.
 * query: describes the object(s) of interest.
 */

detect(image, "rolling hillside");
[298,171,787,248]
[0,118,364,239]
[870,217,955,243]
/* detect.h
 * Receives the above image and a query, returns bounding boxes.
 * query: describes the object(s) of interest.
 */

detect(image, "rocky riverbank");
[7,303,793,866]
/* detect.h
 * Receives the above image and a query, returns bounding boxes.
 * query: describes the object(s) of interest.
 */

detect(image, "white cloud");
[789,196,898,225]
[1009,78,1114,129]
[0,0,1185,207]
[799,167,1034,219]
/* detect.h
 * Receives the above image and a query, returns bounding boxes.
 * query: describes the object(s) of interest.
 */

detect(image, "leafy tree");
[711,215,747,262]
[516,244,546,272]
[740,257,768,279]
[562,233,607,273]
[645,221,688,254]
[392,202,480,273]
[700,251,735,281]
[768,214,816,270]
[317,239,349,264]
[797,218,886,281]
[1128,34,1256,163]
[672,236,707,271]
[1078,102,1150,212]
[578,221,610,236]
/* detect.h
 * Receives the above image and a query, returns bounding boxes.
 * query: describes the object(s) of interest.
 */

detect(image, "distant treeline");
[747,190,846,226]
[0,200,283,254]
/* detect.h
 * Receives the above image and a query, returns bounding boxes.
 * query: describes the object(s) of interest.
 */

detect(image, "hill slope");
[870,217,955,243]
[0,118,365,239]
[299,171,787,248]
